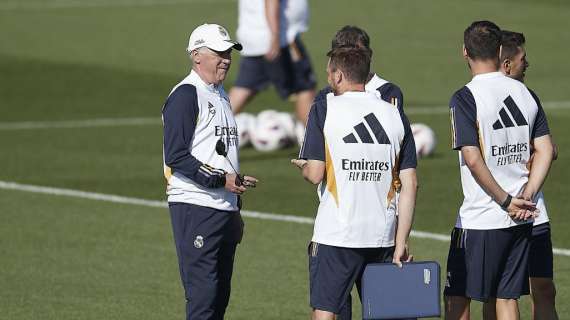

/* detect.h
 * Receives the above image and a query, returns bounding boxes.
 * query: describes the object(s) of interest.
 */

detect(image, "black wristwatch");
[501,194,512,210]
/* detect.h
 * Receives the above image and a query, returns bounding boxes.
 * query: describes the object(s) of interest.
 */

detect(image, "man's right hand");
[225,174,247,194]
[264,37,280,61]
[507,197,539,221]
[225,174,258,194]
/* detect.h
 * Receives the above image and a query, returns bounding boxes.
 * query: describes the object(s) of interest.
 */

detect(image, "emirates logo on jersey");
[491,142,528,166]
[343,158,389,182]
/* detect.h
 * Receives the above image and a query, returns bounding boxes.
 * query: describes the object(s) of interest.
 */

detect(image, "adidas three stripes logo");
[343,113,391,144]
[492,96,528,130]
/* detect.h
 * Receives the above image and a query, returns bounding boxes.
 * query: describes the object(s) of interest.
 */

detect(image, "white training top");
[450,72,551,229]
[163,71,240,211]
[236,0,309,56]
[301,91,416,248]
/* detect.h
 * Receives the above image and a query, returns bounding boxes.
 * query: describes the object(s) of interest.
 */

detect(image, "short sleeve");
[528,89,550,139]
[314,86,332,103]
[450,86,478,150]
[399,111,417,170]
[377,82,404,112]
[299,99,327,161]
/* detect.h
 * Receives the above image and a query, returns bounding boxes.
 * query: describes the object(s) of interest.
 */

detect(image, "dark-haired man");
[444,21,553,320]
[315,25,406,112]
[292,46,417,320]
[482,30,559,320]
[315,26,417,320]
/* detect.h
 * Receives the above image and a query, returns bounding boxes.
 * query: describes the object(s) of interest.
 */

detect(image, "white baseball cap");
[187,23,242,53]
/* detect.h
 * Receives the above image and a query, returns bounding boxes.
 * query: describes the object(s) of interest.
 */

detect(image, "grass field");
[1,0,570,319]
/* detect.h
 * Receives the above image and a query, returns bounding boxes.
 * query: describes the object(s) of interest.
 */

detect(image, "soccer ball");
[250,110,294,152]
[234,112,256,148]
[410,123,437,158]
[274,111,297,139]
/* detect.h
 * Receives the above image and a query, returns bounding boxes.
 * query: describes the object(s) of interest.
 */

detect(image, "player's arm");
[394,168,417,267]
[378,83,404,112]
[393,112,418,267]
[523,91,554,199]
[292,100,327,184]
[461,147,535,219]
[462,147,509,204]
[163,85,245,193]
[264,0,280,61]
[293,160,325,184]
[523,135,553,199]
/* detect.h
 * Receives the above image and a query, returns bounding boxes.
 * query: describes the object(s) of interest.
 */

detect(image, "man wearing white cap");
[162,23,258,320]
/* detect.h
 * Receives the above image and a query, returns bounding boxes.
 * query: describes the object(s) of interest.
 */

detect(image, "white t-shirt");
[237,0,309,56]
[450,72,551,229]
[300,91,416,248]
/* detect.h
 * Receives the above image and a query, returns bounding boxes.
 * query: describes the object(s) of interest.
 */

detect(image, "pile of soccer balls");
[236,110,437,158]
[235,110,305,152]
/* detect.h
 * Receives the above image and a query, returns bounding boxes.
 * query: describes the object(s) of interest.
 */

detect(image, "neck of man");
[469,59,500,76]
[335,82,365,95]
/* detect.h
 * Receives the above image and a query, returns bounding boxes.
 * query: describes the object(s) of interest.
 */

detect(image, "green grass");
[1,0,570,318]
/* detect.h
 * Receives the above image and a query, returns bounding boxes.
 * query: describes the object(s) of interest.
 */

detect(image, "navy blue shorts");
[169,202,243,320]
[529,222,554,279]
[444,224,532,302]
[234,36,316,99]
[308,242,394,314]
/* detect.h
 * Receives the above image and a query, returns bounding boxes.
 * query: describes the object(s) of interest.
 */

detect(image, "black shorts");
[234,36,316,99]
[308,242,394,314]
[444,224,532,301]
[529,222,554,279]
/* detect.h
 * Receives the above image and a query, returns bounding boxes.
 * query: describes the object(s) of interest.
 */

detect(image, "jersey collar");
[365,73,388,92]
[187,70,223,94]
[471,71,503,81]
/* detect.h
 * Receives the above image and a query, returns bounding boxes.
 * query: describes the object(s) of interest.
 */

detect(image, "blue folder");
[361,261,441,319]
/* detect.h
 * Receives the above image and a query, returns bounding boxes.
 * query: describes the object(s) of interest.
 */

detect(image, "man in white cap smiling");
[162,23,258,320]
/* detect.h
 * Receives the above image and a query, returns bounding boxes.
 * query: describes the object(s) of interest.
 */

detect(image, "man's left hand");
[393,243,413,268]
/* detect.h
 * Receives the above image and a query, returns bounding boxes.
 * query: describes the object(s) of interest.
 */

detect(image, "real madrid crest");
[218,26,228,37]
[194,235,204,248]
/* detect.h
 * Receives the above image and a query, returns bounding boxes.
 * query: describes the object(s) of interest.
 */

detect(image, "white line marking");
[0,101,566,131]
[1,180,569,257]
[405,100,570,115]
[1,101,568,131]
[0,0,233,11]
[0,117,161,130]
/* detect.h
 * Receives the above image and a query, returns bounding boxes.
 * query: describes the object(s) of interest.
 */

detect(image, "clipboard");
[361,261,441,319]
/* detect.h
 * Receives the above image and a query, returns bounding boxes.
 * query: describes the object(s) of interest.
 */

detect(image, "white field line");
[1,100,568,131]
[1,180,569,257]
[0,117,161,130]
[0,0,233,11]
[404,100,570,115]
